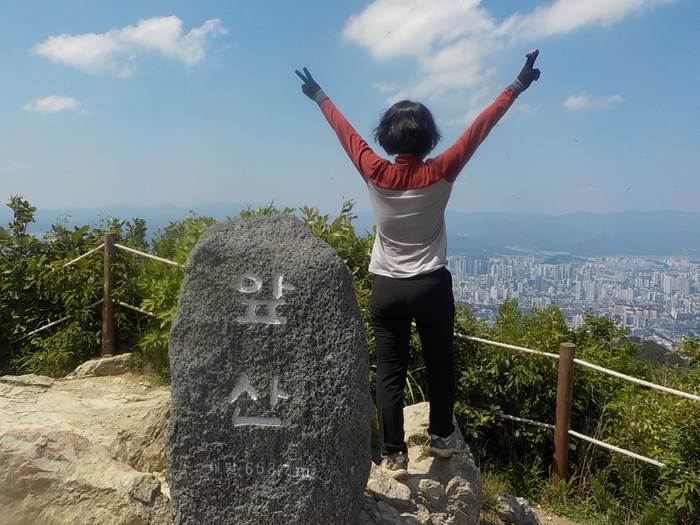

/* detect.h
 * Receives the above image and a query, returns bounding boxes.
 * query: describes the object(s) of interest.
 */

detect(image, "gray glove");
[295,67,328,105]
[510,50,541,95]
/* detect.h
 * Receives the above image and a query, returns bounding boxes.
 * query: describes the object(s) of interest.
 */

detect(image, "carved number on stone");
[235,273,296,325]
[229,373,290,427]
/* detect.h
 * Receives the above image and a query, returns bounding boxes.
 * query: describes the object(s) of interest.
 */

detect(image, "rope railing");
[460,334,700,403]
[9,299,103,344]
[460,334,700,472]
[54,243,104,271]
[116,301,159,318]
[46,239,184,273]
[568,429,666,468]
[495,410,666,468]
[10,300,161,344]
[572,358,700,402]
[498,412,554,430]
[114,243,184,268]
[9,237,179,346]
[457,334,560,360]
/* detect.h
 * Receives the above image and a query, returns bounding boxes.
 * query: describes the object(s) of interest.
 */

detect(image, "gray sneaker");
[379,452,409,480]
[430,429,468,458]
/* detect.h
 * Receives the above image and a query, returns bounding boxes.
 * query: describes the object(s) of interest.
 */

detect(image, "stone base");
[362,402,482,525]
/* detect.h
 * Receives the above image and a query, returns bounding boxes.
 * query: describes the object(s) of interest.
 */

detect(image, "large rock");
[494,495,542,525]
[0,371,172,525]
[0,373,55,388]
[112,398,170,472]
[361,403,482,525]
[381,402,481,525]
[65,353,133,379]
[166,216,371,525]
[0,371,170,472]
[0,429,171,525]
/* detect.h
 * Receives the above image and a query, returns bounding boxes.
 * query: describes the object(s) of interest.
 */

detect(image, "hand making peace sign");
[295,67,328,105]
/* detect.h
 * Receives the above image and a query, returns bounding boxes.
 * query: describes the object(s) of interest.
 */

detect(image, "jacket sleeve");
[319,98,388,181]
[429,87,518,183]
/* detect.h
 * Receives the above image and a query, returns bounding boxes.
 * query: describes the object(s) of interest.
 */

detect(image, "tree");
[7,195,36,238]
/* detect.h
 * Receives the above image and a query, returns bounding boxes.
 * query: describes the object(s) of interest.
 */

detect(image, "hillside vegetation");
[1,195,699,524]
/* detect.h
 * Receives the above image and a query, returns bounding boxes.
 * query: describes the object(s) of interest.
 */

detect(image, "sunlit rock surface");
[0,359,171,525]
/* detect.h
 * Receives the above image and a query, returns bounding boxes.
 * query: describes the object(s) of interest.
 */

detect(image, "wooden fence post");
[101,232,116,357]
[553,342,576,482]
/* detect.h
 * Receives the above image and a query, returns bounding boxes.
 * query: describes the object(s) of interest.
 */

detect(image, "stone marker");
[166,216,371,525]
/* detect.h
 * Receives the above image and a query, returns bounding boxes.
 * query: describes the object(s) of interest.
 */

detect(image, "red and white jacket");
[319,87,518,278]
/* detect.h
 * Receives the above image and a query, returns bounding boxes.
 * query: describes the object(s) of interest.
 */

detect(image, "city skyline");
[449,254,700,348]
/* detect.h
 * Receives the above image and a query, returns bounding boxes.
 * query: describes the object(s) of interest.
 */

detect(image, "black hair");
[373,100,441,158]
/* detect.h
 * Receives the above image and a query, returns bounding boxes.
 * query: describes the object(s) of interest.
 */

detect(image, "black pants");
[371,267,456,456]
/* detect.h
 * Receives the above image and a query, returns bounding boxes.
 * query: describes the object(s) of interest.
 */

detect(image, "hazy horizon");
[4,202,698,257]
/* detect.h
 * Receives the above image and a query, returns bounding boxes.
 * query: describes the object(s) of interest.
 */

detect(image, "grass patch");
[537,478,625,525]
[481,470,511,510]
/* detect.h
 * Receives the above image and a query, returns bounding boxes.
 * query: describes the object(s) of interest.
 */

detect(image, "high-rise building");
[584,280,597,302]
[663,274,674,294]
[572,313,586,329]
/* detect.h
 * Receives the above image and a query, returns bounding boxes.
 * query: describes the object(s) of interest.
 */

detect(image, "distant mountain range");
[444,211,700,257]
[2,204,698,257]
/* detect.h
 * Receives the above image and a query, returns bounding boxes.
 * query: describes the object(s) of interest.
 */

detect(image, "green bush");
[451,299,700,523]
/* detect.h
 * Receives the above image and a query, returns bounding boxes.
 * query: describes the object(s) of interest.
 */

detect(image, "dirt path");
[535,507,590,525]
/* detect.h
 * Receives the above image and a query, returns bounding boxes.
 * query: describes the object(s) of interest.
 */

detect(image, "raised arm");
[431,50,541,183]
[296,67,388,181]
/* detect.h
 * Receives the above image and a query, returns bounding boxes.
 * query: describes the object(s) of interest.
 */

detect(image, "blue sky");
[1,0,698,215]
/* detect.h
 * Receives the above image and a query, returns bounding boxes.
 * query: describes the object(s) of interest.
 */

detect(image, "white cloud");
[373,81,397,94]
[499,0,674,41]
[563,93,624,111]
[344,0,673,108]
[23,95,81,113]
[343,0,497,102]
[343,0,495,61]
[33,16,227,76]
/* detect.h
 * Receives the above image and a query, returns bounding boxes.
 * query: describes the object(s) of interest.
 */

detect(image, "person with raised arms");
[296,50,541,480]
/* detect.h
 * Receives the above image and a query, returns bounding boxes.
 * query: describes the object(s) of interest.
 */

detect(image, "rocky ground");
[532,510,587,525]
[362,402,481,524]
[0,355,172,524]
[0,354,583,525]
